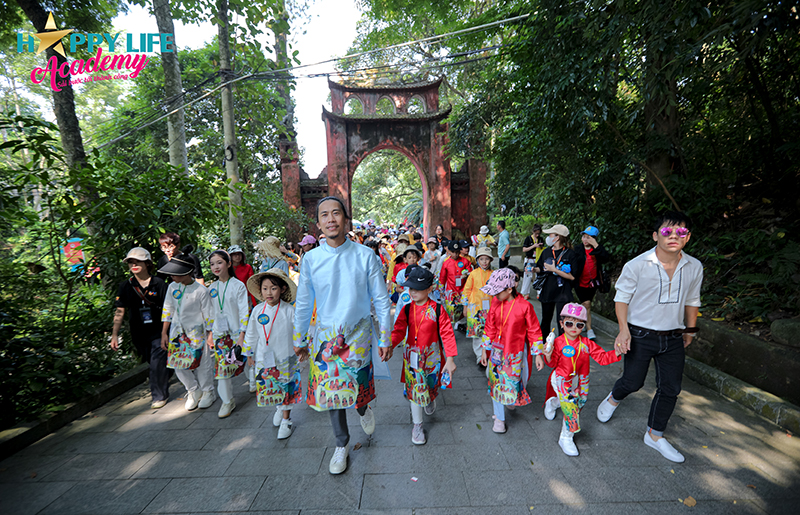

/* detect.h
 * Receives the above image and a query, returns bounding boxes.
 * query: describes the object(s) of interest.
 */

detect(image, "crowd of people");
[111,200,702,474]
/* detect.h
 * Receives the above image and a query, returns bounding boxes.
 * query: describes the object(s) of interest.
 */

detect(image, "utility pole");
[153,0,189,174]
[217,0,243,245]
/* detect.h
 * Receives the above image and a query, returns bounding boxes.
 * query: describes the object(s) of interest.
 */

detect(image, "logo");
[172,289,183,299]
[562,345,576,357]
[257,314,270,325]
[16,12,173,92]
[210,288,218,298]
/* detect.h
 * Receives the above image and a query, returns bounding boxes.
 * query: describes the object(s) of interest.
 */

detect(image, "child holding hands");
[159,257,215,411]
[245,269,302,439]
[479,268,543,434]
[542,303,621,456]
[391,266,457,445]
[462,247,494,365]
[206,250,250,418]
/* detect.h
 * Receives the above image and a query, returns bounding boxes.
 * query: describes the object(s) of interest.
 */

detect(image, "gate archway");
[281,78,487,240]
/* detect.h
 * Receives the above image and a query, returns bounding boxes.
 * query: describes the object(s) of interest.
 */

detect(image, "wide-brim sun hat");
[543,224,570,237]
[560,303,588,321]
[123,247,151,263]
[257,236,283,259]
[480,268,517,296]
[394,243,408,262]
[475,247,493,259]
[479,225,489,235]
[403,245,422,258]
[247,268,297,303]
[158,256,195,276]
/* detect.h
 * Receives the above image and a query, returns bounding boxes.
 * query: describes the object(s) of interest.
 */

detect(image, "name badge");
[562,345,576,357]
[257,313,270,325]
[210,288,218,298]
[455,278,462,288]
[409,350,420,370]
[140,307,153,324]
[172,289,183,299]
[482,300,490,311]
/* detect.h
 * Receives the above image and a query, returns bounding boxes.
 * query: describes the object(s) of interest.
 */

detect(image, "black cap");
[460,239,470,248]
[403,265,435,290]
[448,240,461,252]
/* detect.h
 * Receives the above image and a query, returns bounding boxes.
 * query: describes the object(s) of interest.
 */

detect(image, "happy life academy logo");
[16,12,175,92]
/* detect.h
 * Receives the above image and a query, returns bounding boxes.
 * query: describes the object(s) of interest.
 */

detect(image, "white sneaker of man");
[277,418,293,440]
[360,405,376,435]
[329,446,349,474]
[198,390,217,409]
[218,400,235,418]
[544,397,559,421]
[596,393,618,423]
[644,431,685,463]
[184,390,201,411]
[273,407,283,427]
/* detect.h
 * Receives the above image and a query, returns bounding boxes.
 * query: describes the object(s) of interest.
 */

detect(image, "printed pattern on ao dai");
[207,277,250,379]
[161,280,212,370]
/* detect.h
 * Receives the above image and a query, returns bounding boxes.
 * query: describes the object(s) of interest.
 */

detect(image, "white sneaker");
[544,397,559,421]
[273,407,283,427]
[424,399,436,416]
[411,423,426,445]
[184,390,201,411]
[360,406,375,435]
[277,418,293,440]
[329,446,349,474]
[644,431,685,463]
[587,329,597,340]
[217,400,235,418]
[596,393,618,423]
[198,390,217,409]
[249,384,257,393]
[559,426,579,456]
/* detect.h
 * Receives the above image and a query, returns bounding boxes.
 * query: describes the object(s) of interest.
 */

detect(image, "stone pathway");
[1,299,798,514]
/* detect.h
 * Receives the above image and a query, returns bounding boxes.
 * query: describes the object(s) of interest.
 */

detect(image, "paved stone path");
[1,299,798,514]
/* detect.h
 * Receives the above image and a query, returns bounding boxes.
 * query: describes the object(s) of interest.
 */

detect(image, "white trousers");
[217,378,233,403]
[520,259,536,296]
[472,337,483,360]
[175,344,214,394]
[410,400,424,424]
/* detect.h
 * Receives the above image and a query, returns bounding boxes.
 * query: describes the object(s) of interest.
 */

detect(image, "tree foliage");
[351,149,421,224]
[349,0,800,321]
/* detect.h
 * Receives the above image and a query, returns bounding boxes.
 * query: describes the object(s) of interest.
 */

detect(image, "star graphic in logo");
[33,12,73,57]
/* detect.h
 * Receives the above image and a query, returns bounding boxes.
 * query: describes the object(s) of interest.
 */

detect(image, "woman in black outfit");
[534,224,583,335]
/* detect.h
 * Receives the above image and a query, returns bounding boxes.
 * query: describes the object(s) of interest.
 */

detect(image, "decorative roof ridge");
[327,77,443,92]
[322,105,451,123]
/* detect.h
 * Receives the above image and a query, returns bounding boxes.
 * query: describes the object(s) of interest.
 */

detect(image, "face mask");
[545,235,556,247]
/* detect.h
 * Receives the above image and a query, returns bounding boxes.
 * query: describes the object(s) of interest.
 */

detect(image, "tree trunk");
[217,0,243,245]
[15,0,87,172]
[644,52,681,189]
[272,0,295,143]
[152,0,189,174]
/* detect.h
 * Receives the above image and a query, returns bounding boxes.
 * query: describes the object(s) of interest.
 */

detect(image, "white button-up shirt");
[614,247,703,331]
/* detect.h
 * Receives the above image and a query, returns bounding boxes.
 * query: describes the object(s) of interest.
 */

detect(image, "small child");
[543,303,621,456]
[206,250,250,418]
[462,247,494,365]
[244,268,302,439]
[479,268,543,433]
[438,240,474,330]
[391,266,457,445]
[159,257,215,411]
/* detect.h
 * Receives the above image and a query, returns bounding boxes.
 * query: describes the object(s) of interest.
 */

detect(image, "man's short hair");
[654,211,692,232]
[315,196,350,222]
[497,220,506,229]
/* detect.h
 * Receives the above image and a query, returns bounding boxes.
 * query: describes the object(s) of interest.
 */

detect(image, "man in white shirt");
[596,211,703,463]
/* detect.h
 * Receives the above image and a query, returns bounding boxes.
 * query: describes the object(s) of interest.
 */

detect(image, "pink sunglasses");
[660,227,690,238]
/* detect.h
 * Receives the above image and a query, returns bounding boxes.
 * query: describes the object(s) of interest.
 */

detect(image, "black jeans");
[499,257,510,269]
[329,405,368,447]
[611,326,685,434]
[539,301,568,335]
[134,336,171,402]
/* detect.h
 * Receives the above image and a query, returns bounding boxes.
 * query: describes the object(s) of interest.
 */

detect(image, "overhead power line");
[94,13,530,150]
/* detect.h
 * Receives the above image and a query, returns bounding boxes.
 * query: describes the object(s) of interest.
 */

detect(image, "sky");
[116,0,361,178]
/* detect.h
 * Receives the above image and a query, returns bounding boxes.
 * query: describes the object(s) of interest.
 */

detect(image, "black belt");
[628,324,699,335]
